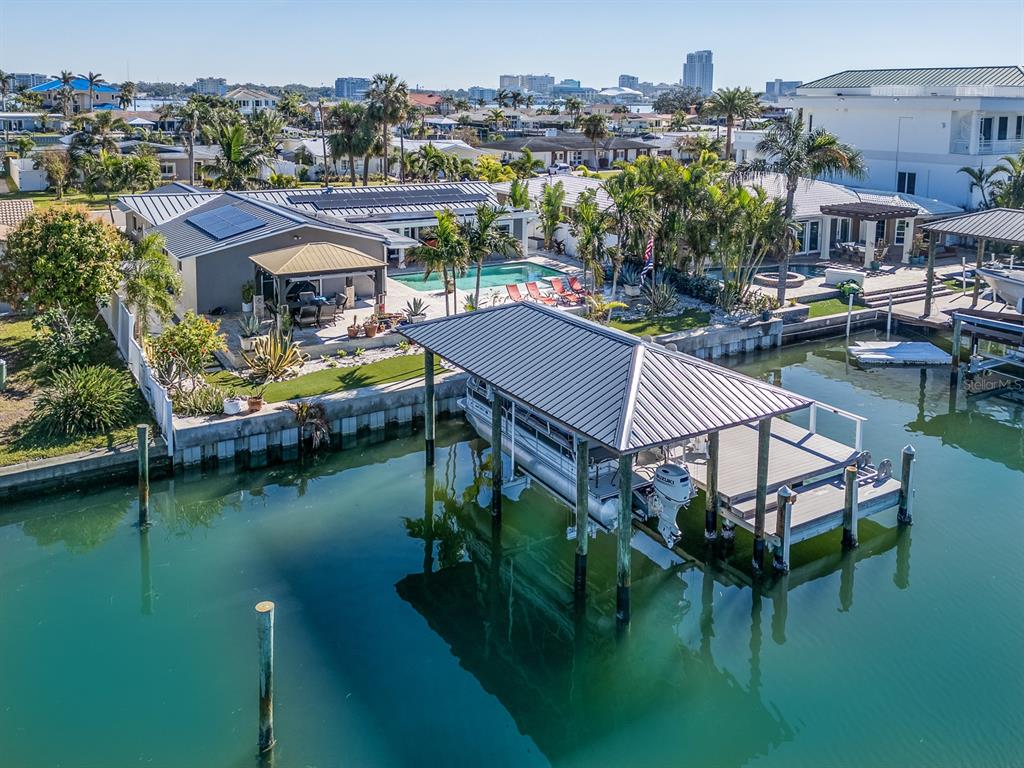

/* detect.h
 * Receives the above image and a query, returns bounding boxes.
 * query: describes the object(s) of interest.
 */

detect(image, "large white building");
[780,66,1024,208]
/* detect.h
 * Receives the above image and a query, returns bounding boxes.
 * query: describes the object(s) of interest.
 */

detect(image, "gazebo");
[249,241,386,311]
[819,201,920,267]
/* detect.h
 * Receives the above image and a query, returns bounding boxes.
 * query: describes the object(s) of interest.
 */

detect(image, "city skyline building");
[683,50,714,95]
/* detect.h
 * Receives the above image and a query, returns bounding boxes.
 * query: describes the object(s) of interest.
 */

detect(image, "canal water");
[1,334,1022,767]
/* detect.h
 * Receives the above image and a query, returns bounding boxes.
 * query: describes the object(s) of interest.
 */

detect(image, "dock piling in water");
[616,454,633,624]
[574,435,589,600]
[137,425,150,528]
[950,317,962,386]
[490,391,503,520]
[256,601,275,754]
[772,486,796,572]
[704,432,720,540]
[842,465,859,549]
[752,418,772,575]
[898,445,916,524]
[423,351,435,467]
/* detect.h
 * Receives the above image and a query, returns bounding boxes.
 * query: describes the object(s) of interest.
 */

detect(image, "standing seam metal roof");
[800,66,1024,90]
[400,303,812,454]
[921,208,1024,245]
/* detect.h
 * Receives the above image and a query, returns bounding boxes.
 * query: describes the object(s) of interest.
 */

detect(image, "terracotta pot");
[347,326,360,338]
[363,323,378,338]
[247,396,265,413]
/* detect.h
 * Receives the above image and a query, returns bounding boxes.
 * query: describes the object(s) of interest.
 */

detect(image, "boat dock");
[847,341,950,366]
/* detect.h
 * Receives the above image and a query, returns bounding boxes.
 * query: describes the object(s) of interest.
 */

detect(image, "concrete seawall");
[654,318,784,359]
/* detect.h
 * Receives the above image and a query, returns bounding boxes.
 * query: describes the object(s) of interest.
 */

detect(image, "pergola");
[923,208,1024,312]
[249,241,386,310]
[819,201,920,267]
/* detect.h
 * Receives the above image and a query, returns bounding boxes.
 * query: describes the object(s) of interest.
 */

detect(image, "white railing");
[99,293,175,458]
[807,401,865,452]
[951,138,1024,156]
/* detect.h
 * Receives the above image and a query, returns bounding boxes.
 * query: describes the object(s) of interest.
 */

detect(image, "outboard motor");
[649,464,693,549]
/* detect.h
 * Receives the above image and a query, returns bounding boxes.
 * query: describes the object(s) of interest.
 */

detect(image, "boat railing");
[808,401,865,451]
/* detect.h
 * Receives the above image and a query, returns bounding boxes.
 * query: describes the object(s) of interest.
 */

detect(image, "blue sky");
[2,0,1023,90]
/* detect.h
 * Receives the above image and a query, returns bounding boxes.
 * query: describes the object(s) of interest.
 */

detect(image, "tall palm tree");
[461,203,520,309]
[176,101,202,184]
[122,233,182,339]
[367,73,409,182]
[486,108,506,133]
[604,175,655,305]
[702,87,763,161]
[564,97,583,128]
[123,150,161,192]
[495,89,511,108]
[55,70,74,87]
[88,150,127,220]
[0,70,12,149]
[204,121,270,190]
[85,111,130,152]
[581,114,608,169]
[958,164,998,209]
[508,147,543,179]
[737,114,866,302]
[246,109,285,155]
[117,81,136,110]
[569,188,613,290]
[992,151,1024,208]
[408,210,469,316]
[54,86,75,120]
[537,180,566,249]
[328,101,372,185]
[85,71,106,111]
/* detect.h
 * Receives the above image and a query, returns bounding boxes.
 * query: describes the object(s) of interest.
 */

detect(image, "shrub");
[32,307,102,370]
[32,364,135,437]
[150,312,226,387]
[172,384,229,416]
[643,282,678,319]
[242,331,307,381]
[670,271,721,305]
[837,280,863,299]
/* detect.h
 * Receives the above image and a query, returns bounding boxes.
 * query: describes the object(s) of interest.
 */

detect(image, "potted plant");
[247,385,267,413]
[241,281,256,313]
[363,313,379,338]
[404,297,427,323]
[239,313,262,352]
[223,391,248,415]
[620,263,642,298]
[347,315,361,339]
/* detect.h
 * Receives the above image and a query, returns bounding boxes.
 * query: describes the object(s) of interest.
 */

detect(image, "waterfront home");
[0,112,60,133]
[284,137,500,179]
[28,75,117,113]
[778,66,1024,207]
[225,86,279,116]
[480,134,653,170]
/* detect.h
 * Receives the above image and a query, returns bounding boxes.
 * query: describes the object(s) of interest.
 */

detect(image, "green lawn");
[0,316,151,467]
[803,298,857,318]
[1,188,113,210]
[609,309,711,337]
[207,353,441,403]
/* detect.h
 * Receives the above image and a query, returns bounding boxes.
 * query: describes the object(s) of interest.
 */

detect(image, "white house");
[779,66,1024,208]
[225,87,279,116]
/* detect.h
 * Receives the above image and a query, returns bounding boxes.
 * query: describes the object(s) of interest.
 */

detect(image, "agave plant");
[242,331,308,381]
[643,282,678,319]
[238,313,262,338]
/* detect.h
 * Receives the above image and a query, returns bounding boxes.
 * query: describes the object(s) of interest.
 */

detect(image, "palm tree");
[508,147,543,179]
[507,178,530,209]
[992,151,1024,208]
[55,70,74,87]
[958,164,998,209]
[329,101,372,185]
[416,143,448,181]
[204,121,271,190]
[85,111,129,152]
[569,188,613,290]
[495,89,511,108]
[55,86,75,120]
[246,109,285,155]
[702,87,762,161]
[85,71,106,111]
[604,175,655,305]
[176,101,202,184]
[537,180,566,250]
[486,108,506,132]
[276,91,304,123]
[117,81,136,110]
[122,233,182,339]
[123,151,161,192]
[408,210,469,316]
[676,130,724,160]
[461,203,520,309]
[564,97,583,128]
[581,114,608,170]
[737,114,866,302]
[0,70,12,149]
[12,135,35,158]
[88,150,127,220]
[367,73,409,181]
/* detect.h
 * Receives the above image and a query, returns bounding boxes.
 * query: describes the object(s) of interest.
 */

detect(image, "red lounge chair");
[549,277,582,305]
[568,276,592,296]
[525,281,558,306]
[506,283,526,302]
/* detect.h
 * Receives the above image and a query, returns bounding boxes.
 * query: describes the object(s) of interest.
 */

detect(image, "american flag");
[639,236,655,284]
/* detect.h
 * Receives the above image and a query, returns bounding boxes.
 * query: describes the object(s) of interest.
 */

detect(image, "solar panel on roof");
[286,187,490,212]
[187,205,267,240]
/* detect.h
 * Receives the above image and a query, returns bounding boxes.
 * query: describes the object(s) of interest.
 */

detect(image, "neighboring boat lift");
[401,303,917,625]
[848,341,951,366]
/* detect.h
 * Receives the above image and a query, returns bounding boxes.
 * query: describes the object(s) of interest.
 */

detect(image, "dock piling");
[574,435,589,600]
[255,600,275,754]
[898,445,916,524]
[423,351,435,467]
[0,358,6,390]
[616,453,633,624]
[490,391,503,520]
[137,424,150,528]
[772,486,796,573]
[950,316,962,386]
[842,465,859,549]
[704,432,720,541]
[752,418,772,575]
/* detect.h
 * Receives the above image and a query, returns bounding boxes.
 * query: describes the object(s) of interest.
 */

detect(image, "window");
[1017,116,1023,140]
[159,162,175,177]
[898,171,916,195]
[895,220,907,246]
[998,116,1009,141]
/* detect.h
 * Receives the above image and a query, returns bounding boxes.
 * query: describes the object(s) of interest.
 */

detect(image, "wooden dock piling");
[704,432,720,540]
[574,435,589,599]
[751,418,772,575]
[950,316,962,386]
[137,425,150,528]
[842,465,859,549]
[616,454,633,624]
[256,601,275,754]
[490,391,503,520]
[898,445,916,524]
[423,351,435,467]
[772,485,796,572]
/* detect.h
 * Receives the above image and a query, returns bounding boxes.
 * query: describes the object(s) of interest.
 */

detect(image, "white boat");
[978,267,1024,311]
[461,377,694,545]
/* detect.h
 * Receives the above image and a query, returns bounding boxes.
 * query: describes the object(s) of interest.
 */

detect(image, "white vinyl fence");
[99,293,175,457]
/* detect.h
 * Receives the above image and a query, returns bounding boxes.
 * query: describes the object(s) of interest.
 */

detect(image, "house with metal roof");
[480,134,653,170]
[778,66,1024,208]
[28,76,118,112]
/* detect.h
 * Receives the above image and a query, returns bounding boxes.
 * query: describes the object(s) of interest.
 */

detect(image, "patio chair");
[567,276,592,296]
[318,302,337,326]
[506,284,527,302]
[549,278,582,305]
[525,281,558,306]
[296,304,318,328]
[298,291,316,306]
[334,293,348,314]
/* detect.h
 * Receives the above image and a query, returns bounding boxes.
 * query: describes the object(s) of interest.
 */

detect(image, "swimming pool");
[392,261,566,292]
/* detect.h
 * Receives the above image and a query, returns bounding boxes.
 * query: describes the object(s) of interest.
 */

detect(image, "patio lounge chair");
[506,284,527,302]
[296,304,318,328]
[525,282,558,306]
[549,278,582,305]
[567,276,592,296]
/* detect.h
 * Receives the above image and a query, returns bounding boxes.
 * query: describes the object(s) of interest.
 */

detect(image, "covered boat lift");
[401,303,915,624]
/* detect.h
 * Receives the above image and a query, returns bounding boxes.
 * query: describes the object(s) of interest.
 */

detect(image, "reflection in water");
[139,529,154,615]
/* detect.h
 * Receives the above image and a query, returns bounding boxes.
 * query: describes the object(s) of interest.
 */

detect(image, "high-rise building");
[682,50,714,96]
[467,86,497,103]
[335,77,371,101]
[618,74,639,90]
[763,78,802,101]
[194,77,227,97]
[498,74,554,95]
[498,74,521,91]
[12,73,48,90]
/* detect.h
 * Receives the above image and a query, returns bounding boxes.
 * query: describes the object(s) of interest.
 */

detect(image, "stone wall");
[653,319,784,360]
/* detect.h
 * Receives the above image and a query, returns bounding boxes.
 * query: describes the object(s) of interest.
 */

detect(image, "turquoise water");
[392,261,566,292]
[1,332,1023,767]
